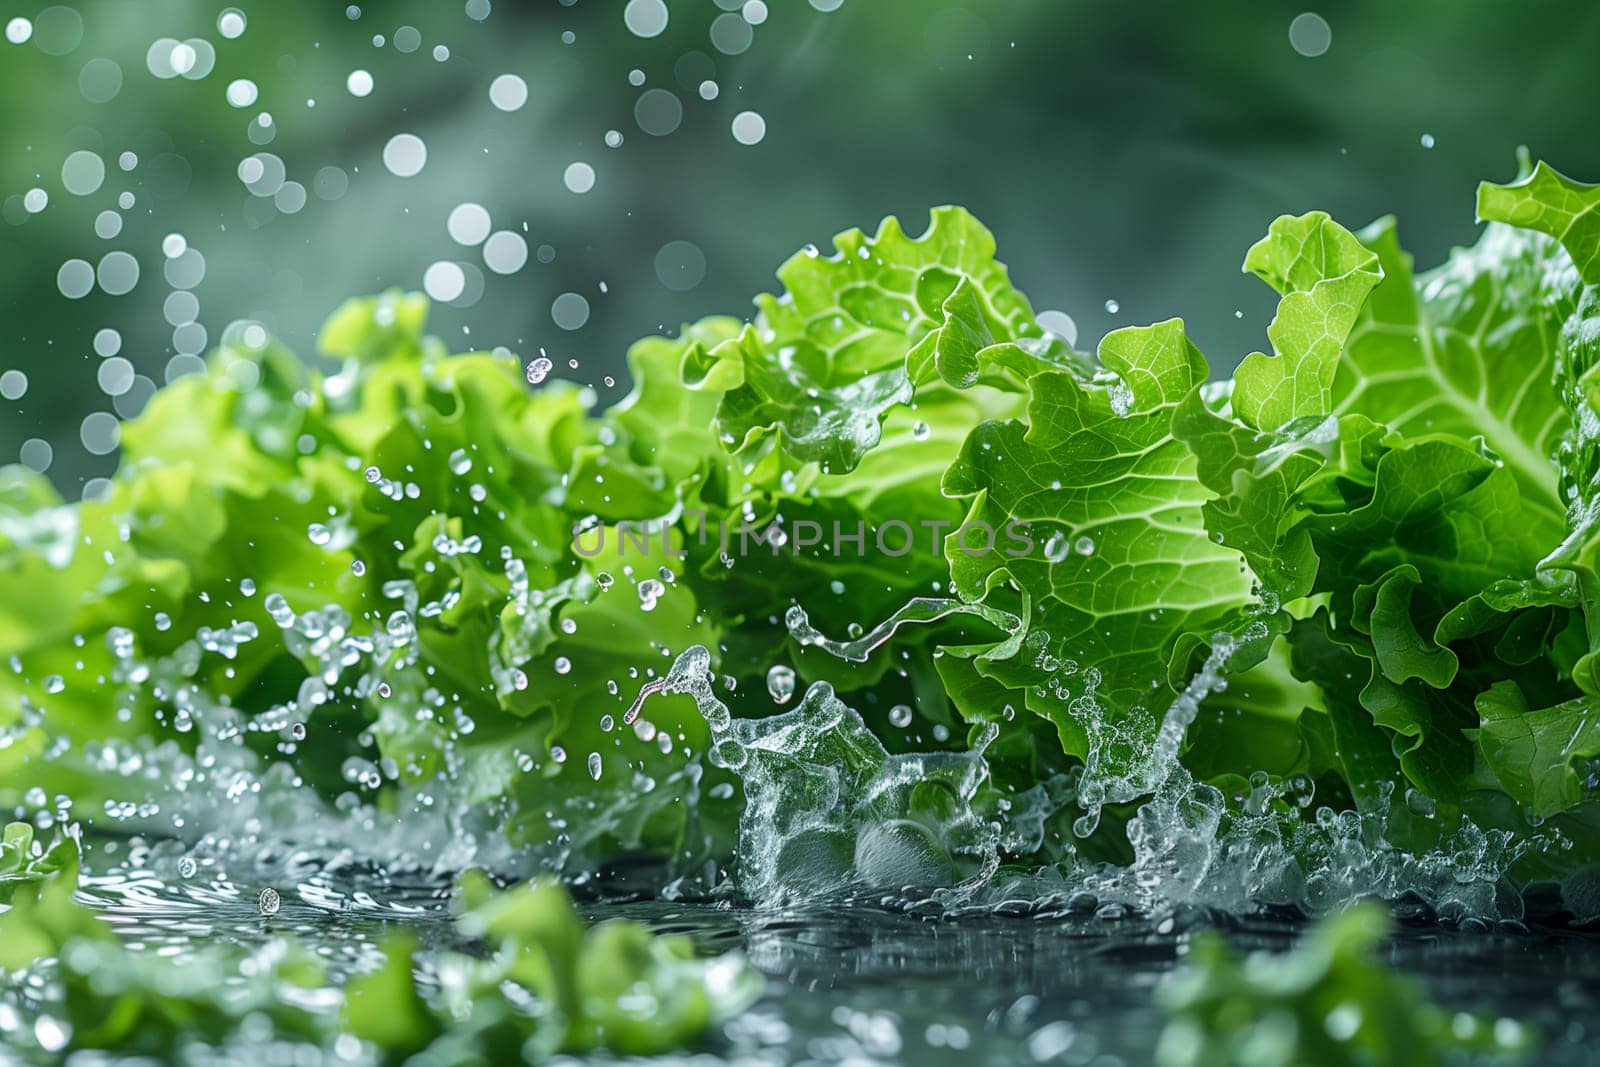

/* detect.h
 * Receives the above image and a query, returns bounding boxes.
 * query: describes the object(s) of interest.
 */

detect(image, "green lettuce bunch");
[5,161,1600,897]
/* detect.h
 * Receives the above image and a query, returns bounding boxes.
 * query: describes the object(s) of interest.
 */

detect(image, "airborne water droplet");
[587,752,603,780]
[525,356,553,385]
[258,887,281,916]
[766,664,796,704]
[889,704,913,728]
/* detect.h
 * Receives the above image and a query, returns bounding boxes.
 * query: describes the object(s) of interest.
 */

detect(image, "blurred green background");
[4,0,1600,490]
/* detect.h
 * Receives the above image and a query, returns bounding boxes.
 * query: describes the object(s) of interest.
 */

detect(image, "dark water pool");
[55,839,1600,1066]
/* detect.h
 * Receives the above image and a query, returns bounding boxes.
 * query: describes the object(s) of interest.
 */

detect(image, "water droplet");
[62,150,105,196]
[562,161,596,195]
[1288,11,1332,57]
[178,856,198,878]
[226,78,258,108]
[525,356,553,385]
[1103,299,1119,314]
[488,73,527,111]
[382,133,427,177]
[447,203,491,246]
[654,240,706,291]
[483,230,528,274]
[766,664,796,704]
[551,292,590,330]
[731,110,767,145]
[623,0,669,38]
[587,752,603,780]
[258,887,281,916]
[1037,309,1078,346]
[554,656,572,675]
[1420,133,1435,149]
[889,704,913,728]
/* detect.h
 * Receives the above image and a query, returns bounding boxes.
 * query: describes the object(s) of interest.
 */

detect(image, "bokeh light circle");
[654,241,708,291]
[483,231,528,274]
[383,134,427,177]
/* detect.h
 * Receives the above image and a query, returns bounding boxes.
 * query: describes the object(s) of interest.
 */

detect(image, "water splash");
[633,646,1061,904]
[784,597,1024,664]
[755,607,1545,919]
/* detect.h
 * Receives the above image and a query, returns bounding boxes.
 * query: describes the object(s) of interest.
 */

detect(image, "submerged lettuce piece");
[448,872,762,1056]
[0,821,79,905]
[0,864,757,1061]
[1156,904,1535,1066]
[0,873,333,1056]
[342,873,762,1060]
